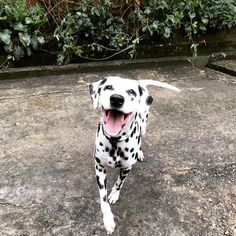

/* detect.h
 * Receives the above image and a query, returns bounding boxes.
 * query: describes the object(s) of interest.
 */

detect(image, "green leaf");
[25,17,33,24]
[152,20,159,29]
[19,32,31,47]
[189,12,196,19]
[13,45,24,61]
[31,36,39,49]
[164,27,171,38]
[37,36,45,45]
[4,41,13,53]
[91,7,100,16]
[0,16,7,21]
[13,22,26,31]
[106,18,112,25]
[57,53,65,65]
[201,18,209,25]
[26,47,32,56]
[0,29,11,45]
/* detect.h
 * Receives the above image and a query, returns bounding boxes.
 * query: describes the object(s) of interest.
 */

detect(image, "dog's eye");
[127,89,137,96]
[104,85,113,90]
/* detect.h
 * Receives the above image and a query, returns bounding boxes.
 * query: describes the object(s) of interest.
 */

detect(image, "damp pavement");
[0,61,235,236]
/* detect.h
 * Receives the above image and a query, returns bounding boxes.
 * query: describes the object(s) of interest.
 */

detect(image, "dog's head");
[89,76,154,137]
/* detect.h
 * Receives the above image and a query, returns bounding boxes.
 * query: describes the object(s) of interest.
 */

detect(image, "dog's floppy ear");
[89,78,107,109]
[138,84,153,107]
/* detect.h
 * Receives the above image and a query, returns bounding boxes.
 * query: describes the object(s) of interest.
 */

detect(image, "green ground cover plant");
[0,0,236,67]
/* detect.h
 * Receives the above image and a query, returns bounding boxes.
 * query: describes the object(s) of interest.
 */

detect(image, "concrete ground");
[0,61,235,236]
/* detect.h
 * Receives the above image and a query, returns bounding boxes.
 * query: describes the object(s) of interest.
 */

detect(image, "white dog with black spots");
[89,76,180,234]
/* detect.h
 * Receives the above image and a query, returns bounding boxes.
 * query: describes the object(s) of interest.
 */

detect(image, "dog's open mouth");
[102,108,132,137]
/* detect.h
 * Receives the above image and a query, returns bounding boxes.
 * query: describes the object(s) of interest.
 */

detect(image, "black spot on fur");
[98,87,101,94]
[99,78,107,86]
[138,135,141,144]
[98,163,104,168]
[125,138,129,143]
[96,176,104,189]
[95,157,100,163]
[104,176,107,188]
[130,128,135,138]
[130,121,134,130]
[138,113,142,119]
[130,148,134,153]
[146,96,153,105]
[135,153,138,160]
[120,151,124,158]
[99,142,103,146]
[105,147,109,152]
[89,84,94,95]
[110,139,117,149]
[103,195,107,202]
[122,169,131,175]
[109,149,115,157]
[97,124,100,133]
[138,85,143,96]
[125,147,129,152]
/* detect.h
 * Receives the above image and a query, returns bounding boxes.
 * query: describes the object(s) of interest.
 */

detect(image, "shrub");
[0,0,46,67]
[1,0,236,67]
[54,0,137,65]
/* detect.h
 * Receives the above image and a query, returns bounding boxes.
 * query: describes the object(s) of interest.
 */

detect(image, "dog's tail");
[139,80,180,92]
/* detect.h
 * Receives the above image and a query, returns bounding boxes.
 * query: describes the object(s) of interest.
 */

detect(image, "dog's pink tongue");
[105,111,124,136]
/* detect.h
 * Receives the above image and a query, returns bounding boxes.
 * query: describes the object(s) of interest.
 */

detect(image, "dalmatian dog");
[89,76,180,234]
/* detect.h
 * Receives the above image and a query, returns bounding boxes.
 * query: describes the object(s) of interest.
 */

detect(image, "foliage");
[54,0,137,65]
[1,0,236,67]
[136,0,236,56]
[0,0,46,67]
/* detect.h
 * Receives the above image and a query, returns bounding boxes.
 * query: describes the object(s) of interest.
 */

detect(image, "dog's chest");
[95,123,141,169]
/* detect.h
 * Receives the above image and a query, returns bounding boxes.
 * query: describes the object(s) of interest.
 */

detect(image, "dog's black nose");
[110,94,124,108]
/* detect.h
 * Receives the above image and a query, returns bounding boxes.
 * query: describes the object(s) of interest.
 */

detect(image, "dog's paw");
[138,150,144,162]
[108,189,120,204]
[103,212,116,234]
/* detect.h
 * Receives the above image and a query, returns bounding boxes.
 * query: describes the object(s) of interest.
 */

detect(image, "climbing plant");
[0,0,236,67]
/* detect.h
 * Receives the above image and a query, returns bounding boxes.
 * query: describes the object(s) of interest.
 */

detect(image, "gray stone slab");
[208,60,236,77]
[207,52,236,77]
[0,64,235,235]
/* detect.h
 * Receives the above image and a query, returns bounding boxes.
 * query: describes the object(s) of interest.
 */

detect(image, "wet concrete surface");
[0,63,235,235]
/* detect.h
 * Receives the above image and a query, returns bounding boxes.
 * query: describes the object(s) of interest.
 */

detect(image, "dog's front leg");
[95,160,115,234]
[108,167,132,204]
